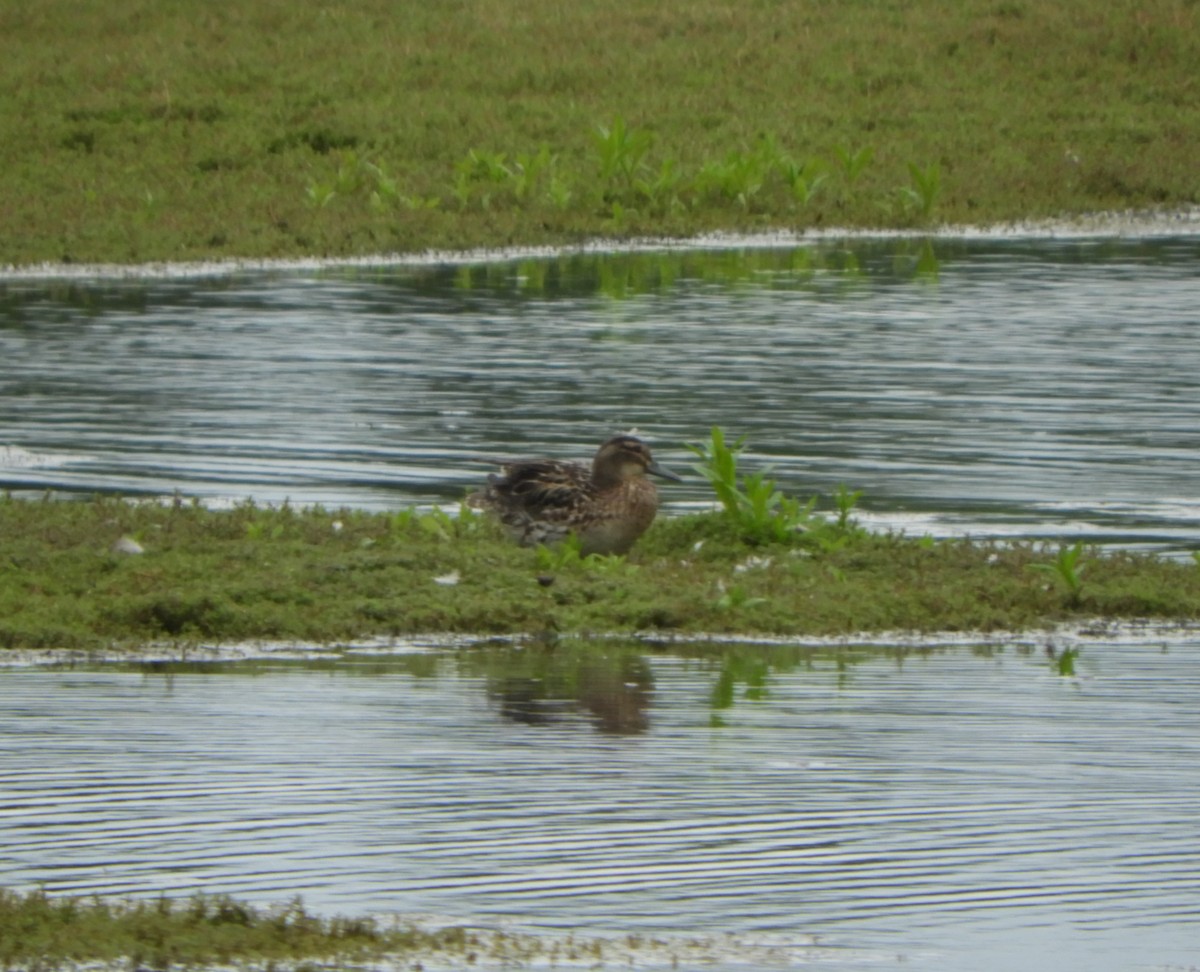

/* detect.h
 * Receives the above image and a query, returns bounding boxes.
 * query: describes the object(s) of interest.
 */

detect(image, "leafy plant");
[593,116,653,192]
[778,156,827,207]
[1030,542,1087,603]
[833,484,863,531]
[686,427,813,544]
[695,150,768,209]
[451,148,513,209]
[833,144,874,187]
[899,161,941,222]
[534,534,635,574]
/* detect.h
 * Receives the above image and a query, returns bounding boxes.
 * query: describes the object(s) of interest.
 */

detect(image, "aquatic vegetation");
[1030,541,1087,604]
[833,143,875,189]
[686,426,816,545]
[0,889,463,968]
[593,115,655,195]
[899,161,942,223]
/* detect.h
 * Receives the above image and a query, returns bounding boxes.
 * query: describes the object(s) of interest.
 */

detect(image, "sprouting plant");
[694,150,767,209]
[778,156,827,207]
[533,535,634,574]
[245,519,283,541]
[833,484,863,531]
[686,427,814,544]
[899,161,941,221]
[712,582,768,612]
[633,158,685,213]
[509,145,556,200]
[546,173,574,209]
[593,116,653,190]
[1029,542,1087,602]
[833,144,874,187]
[452,148,512,209]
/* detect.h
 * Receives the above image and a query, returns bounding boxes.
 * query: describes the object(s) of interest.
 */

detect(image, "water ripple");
[2,641,1200,969]
[2,239,1199,552]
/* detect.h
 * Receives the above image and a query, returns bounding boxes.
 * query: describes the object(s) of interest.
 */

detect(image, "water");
[2,636,1199,970]
[3,236,1200,968]
[3,236,1200,552]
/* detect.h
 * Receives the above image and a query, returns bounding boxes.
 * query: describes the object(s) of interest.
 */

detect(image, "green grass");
[0,889,593,970]
[1,0,1196,266]
[3,489,1199,652]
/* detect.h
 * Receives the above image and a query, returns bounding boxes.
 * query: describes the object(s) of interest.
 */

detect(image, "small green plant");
[694,150,768,209]
[1192,551,1200,567]
[899,161,941,222]
[833,484,863,531]
[833,144,874,187]
[534,535,635,574]
[593,116,653,192]
[244,519,284,541]
[712,582,768,612]
[686,427,814,544]
[633,158,685,213]
[778,156,827,207]
[1030,542,1087,603]
[451,148,512,209]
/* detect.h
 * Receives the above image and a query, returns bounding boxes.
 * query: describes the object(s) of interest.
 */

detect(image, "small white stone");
[112,536,145,555]
[433,571,460,586]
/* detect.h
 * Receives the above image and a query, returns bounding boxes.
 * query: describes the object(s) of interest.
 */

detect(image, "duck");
[467,435,682,555]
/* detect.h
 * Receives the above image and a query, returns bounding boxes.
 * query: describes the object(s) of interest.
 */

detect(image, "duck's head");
[592,435,683,487]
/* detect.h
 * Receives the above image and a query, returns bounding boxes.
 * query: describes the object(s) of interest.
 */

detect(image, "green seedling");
[899,161,941,221]
[593,116,653,190]
[779,157,827,207]
[833,144,874,187]
[1030,542,1087,602]
[687,426,814,544]
[833,484,863,531]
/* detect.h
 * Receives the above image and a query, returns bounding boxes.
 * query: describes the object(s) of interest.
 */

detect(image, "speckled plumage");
[468,435,681,556]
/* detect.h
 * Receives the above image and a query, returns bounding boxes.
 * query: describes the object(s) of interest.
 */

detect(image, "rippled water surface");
[3,236,1200,551]
[4,238,1200,969]
[3,637,1199,971]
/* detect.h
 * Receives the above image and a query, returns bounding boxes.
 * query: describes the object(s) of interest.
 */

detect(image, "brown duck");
[468,435,682,555]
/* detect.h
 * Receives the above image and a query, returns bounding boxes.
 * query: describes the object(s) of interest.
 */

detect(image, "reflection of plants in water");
[460,641,654,735]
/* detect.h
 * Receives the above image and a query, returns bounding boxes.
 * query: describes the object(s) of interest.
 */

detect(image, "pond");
[2,233,1200,969]
[2,634,1199,971]
[3,235,1200,553]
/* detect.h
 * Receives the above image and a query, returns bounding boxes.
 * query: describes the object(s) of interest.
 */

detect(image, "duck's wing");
[489,459,592,514]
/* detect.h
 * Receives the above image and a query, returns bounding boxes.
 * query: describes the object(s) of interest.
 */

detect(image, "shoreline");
[4,206,1199,282]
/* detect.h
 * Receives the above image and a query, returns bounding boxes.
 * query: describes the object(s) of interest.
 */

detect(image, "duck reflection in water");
[486,648,654,735]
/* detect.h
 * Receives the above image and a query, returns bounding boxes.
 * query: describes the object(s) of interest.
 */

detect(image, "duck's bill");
[647,460,684,482]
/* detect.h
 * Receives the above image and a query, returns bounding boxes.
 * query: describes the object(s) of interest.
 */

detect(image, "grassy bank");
[2,0,1196,267]
[3,489,1198,652]
[0,889,545,970]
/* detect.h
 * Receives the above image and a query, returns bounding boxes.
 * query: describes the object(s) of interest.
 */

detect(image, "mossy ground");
[3,495,1198,652]
[2,0,1197,266]
[0,889,546,970]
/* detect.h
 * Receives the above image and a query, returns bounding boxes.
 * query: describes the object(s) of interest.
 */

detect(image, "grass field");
[1,0,1196,266]
[4,490,1198,652]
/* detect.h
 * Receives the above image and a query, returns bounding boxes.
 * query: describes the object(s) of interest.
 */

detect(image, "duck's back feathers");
[467,436,678,555]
